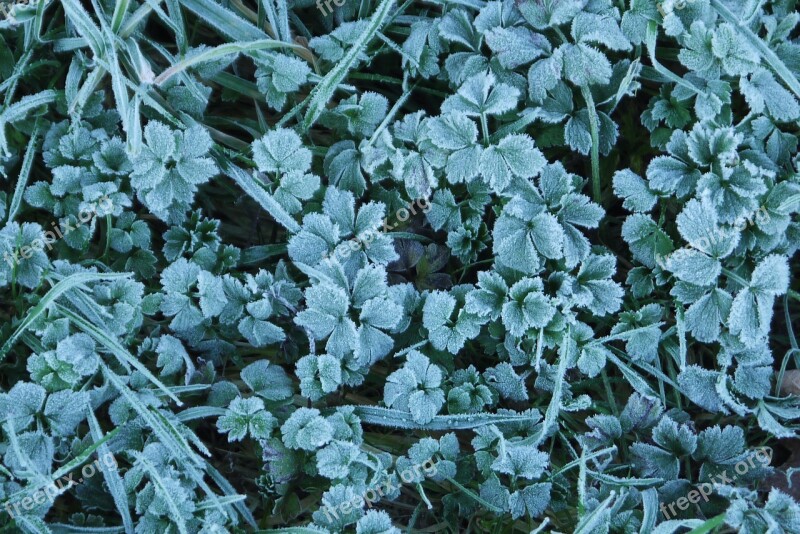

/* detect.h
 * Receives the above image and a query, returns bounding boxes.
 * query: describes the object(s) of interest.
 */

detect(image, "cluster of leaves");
[0,0,799,533]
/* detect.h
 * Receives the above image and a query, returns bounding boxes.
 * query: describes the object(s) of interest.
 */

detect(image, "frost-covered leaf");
[678,365,725,413]
[252,128,312,174]
[518,0,588,30]
[241,360,293,401]
[422,291,483,354]
[561,44,613,87]
[217,396,276,442]
[384,351,445,423]
[666,248,721,287]
[0,382,46,431]
[442,72,520,117]
[741,68,800,122]
[613,170,657,212]
[485,26,551,69]
[729,255,790,346]
[621,214,674,269]
[281,407,334,451]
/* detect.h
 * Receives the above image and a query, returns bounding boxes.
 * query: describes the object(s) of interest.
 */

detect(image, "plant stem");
[369,84,415,146]
[784,294,800,372]
[601,369,619,417]
[553,26,568,44]
[103,214,112,260]
[414,483,433,509]
[405,503,423,533]
[722,268,750,288]
[581,85,602,204]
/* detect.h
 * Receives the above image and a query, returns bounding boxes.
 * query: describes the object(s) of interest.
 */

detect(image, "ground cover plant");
[0,0,800,532]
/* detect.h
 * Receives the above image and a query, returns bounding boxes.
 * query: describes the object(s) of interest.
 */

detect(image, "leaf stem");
[784,294,800,374]
[553,26,569,45]
[580,85,602,203]
[601,369,618,417]
[369,84,415,146]
[480,112,490,146]
[103,214,112,260]
[414,483,433,509]
[722,268,749,288]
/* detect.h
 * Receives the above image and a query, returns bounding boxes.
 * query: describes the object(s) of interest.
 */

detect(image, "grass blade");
[301,0,395,130]
[0,272,131,362]
[177,407,228,422]
[6,121,39,222]
[222,161,301,234]
[87,410,134,534]
[686,514,726,534]
[101,368,205,466]
[350,406,535,430]
[60,0,105,56]
[640,488,659,534]
[606,351,658,398]
[48,527,124,533]
[531,329,570,447]
[711,0,800,99]
[574,492,616,534]
[154,39,301,85]
[55,304,183,405]
[205,464,258,528]
[110,0,131,33]
[51,428,121,480]
[0,90,55,157]
[179,0,268,40]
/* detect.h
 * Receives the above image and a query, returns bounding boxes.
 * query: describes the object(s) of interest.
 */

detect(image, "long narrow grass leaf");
[6,122,39,222]
[350,406,535,430]
[301,0,395,130]
[155,39,301,85]
[87,410,134,534]
[61,0,105,56]
[0,272,131,362]
[55,304,182,405]
[222,161,301,234]
[0,90,55,157]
